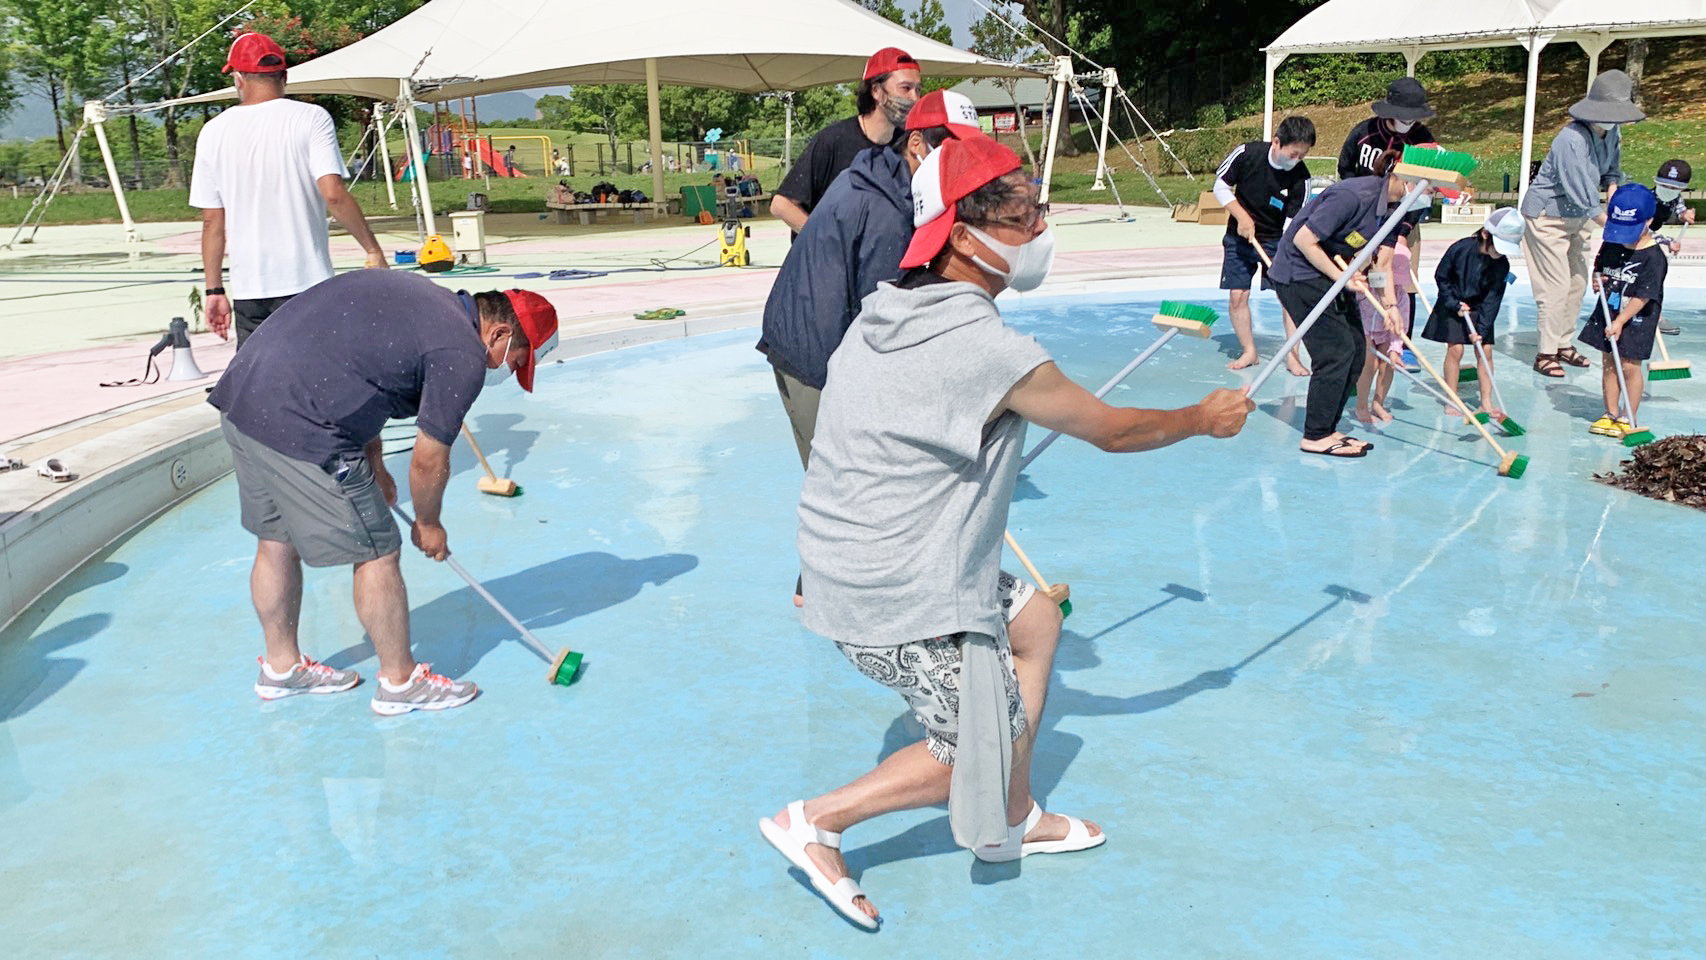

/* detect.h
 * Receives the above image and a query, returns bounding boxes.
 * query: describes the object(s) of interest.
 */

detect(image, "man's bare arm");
[999,362,1251,453]
[318,173,387,267]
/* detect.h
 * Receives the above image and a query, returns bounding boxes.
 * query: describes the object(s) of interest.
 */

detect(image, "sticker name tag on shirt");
[1268,196,1286,210]
[1346,231,1368,248]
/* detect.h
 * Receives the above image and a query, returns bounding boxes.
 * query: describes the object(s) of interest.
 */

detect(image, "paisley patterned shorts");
[834,572,1035,765]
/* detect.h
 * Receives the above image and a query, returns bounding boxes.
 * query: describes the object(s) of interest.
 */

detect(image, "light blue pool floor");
[3,287,1704,958]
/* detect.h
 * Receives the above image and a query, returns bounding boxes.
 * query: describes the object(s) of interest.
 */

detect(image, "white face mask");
[485,363,512,388]
[1390,119,1415,134]
[1591,122,1618,134]
[1268,147,1300,171]
[1656,185,1684,203]
[965,224,1055,292]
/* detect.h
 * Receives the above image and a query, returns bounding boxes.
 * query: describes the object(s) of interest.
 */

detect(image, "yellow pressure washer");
[718,220,750,267]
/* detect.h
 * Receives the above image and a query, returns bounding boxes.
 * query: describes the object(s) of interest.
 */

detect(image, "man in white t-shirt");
[191,32,389,348]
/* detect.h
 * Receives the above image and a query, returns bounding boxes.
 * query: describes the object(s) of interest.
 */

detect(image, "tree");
[8,0,107,153]
[1626,39,1648,106]
[969,1,1042,172]
[658,85,755,141]
[539,86,646,161]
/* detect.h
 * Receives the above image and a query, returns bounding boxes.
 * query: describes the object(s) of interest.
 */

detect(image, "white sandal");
[759,800,878,930]
[973,801,1107,863]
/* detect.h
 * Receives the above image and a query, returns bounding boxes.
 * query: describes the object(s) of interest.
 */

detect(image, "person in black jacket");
[757,90,983,605]
[1421,208,1522,417]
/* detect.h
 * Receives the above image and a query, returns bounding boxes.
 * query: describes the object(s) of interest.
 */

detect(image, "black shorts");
[233,294,297,350]
[1219,233,1279,291]
[1579,312,1657,362]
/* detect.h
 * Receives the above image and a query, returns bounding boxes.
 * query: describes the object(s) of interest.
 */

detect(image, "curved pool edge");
[0,305,753,631]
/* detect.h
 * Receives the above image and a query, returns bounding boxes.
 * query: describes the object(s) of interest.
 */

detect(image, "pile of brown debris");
[1595,435,1706,508]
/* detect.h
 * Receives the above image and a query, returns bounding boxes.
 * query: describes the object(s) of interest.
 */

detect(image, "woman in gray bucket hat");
[1521,69,1645,378]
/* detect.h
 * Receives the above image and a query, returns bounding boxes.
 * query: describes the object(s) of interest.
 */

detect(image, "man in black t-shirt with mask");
[770,47,922,234]
[1216,115,1316,372]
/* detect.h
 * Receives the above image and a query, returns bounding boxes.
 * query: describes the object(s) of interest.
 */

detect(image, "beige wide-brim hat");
[1568,69,1647,124]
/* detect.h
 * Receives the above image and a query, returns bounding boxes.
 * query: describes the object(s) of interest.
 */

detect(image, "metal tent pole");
[1089,67,1116,192]
[1039,55,1072,204]
[85,102,140,243]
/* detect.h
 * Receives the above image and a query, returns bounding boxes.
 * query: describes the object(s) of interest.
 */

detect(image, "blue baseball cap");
[1604,183,1657,245]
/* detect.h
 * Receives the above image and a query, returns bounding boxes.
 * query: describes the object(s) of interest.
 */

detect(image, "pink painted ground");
[1,239,1229,445]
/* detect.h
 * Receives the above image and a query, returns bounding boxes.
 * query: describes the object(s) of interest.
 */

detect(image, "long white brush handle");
[1020,328,1179,469]
[1374,350,1459,411]
[1245,179,1431,398]
[1600,288,1639,425]
[390,503,553,661]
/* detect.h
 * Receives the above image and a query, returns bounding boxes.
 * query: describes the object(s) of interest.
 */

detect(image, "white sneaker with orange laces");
[254,655,360,700]
[370,663,479,716]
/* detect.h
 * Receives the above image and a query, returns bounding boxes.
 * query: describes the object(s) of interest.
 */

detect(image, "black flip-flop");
[1302,438,1369,459]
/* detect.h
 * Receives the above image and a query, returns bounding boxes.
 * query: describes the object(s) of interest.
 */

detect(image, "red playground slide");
[473,141,527,177]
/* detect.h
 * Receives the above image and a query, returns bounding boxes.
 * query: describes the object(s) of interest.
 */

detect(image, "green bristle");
[1648,366,1692,381]
[1505,454,1529,479]
[1498,416,1526,437]
[1401,144,1478,175]
[1622,428,1656,447]
[1458,368,1479,382]
[1474,411,1492,424]
[1157,300,1220,327]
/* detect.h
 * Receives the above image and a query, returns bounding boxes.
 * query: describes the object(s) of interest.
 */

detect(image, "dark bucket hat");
[1568,69,1646,124]
[1372,77,1435,121]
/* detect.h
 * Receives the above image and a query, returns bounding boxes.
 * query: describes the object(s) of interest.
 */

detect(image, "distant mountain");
[456,91,540,122]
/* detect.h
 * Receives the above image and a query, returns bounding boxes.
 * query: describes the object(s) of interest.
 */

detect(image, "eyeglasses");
[982,202,1049,231]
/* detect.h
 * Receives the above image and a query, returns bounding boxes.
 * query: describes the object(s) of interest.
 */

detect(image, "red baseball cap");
[906,90,984,140]
[223,33,288,74]
[503,290,560,392]
[900,137,1023,270]
[864,47,919,82]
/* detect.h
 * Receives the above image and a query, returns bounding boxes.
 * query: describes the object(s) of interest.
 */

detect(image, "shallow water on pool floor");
[2,286,1703,958]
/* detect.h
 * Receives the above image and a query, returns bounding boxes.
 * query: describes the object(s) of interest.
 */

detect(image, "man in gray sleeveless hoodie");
[759,137,1253,930]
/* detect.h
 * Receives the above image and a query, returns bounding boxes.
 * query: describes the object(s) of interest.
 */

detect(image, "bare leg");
[1623,357,1645,424]
[1373,357,1395,421]
[1283,308,1309,376]
[353,551,415,684]
[1006,595,1062,735]
[1442,344,1467,417]
[1602,354,1622,420]
[252,538,304,673]
[1354,339,1378,423]
[1478,349,1497,413]
[1226,288,1258,370]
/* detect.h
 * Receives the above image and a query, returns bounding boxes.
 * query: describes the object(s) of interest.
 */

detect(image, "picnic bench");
[544,200,670,225]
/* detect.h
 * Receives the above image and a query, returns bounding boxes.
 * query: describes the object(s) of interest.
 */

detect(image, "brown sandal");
[1533,353,1565,377]
[1556,346,1591,368]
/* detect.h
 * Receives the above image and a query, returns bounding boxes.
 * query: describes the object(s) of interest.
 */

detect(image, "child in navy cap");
[1651,159,1693,333]
[1580,184,1666,438]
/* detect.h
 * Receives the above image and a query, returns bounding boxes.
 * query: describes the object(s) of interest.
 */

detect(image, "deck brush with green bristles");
[1152,300,1220,337]
[1396,145,1478,188]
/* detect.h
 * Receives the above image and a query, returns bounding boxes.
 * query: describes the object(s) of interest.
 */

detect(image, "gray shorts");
[221,417,402,567]
[834,573,1035,765]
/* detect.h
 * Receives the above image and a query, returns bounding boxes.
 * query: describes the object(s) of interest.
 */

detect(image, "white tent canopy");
[1261,0,1706,192]
[268,0,1033,101]
[163,0,1036,237]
